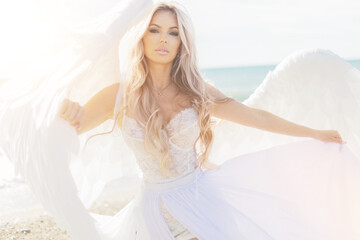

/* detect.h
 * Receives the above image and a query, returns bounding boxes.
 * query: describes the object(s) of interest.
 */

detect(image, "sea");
[1,59,359,216]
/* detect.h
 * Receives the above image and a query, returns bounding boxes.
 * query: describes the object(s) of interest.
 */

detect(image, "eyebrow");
[150,23,178,29]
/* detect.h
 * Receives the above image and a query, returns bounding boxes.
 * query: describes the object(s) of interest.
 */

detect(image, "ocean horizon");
[201,58,360,101]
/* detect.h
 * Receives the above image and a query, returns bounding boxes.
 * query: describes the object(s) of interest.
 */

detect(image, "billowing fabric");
[117,140,359,240]
[0,0,360,238]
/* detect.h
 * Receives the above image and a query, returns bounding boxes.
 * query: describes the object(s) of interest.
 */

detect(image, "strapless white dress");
[121,107,200,239]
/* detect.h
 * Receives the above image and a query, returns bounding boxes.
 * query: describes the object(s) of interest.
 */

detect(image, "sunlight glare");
[0,1,64,79]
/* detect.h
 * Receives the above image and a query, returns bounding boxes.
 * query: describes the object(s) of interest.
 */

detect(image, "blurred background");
[0,0,360,215]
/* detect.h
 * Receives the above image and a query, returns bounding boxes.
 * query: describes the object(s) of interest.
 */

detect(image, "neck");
[147,61,173,89]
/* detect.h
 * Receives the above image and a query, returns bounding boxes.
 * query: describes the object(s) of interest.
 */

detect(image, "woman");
[1,0,360,239]
[57,2,359,240]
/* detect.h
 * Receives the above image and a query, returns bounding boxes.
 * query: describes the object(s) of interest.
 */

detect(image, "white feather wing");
[210,48,360,164]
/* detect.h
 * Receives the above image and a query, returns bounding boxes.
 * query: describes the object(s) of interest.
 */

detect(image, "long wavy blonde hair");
[93,2,230,177]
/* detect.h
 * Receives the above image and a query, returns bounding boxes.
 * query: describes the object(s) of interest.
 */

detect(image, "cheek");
[169,38,181,54]
[143,36,155,53]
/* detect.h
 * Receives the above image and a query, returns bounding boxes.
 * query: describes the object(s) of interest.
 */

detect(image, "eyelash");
[149,29,179,36]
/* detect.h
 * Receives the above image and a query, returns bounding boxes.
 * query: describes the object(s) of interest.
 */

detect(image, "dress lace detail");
[122,107,199,239]
[122,107,200,182]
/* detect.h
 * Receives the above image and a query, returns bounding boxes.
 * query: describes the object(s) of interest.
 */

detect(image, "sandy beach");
[0,190,137,240]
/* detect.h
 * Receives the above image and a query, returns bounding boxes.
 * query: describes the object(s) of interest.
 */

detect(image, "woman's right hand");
[59,98,84,131]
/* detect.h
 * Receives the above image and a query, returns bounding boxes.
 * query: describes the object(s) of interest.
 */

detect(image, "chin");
[147,55,176,65]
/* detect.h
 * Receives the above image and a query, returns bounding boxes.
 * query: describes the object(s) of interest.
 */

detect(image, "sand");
[0,190,137,240]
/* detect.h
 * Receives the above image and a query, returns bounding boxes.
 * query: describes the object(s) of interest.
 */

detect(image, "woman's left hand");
[313,129,346,144]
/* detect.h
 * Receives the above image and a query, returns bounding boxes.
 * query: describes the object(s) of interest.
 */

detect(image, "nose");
[160,36,168,44]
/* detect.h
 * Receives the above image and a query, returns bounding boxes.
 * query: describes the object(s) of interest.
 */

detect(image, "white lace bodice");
[121,107,200,183]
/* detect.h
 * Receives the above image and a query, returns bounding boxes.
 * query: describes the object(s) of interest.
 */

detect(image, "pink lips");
[155,46,169,54]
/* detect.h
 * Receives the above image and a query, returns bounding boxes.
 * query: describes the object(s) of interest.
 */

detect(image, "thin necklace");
[152,81,172,97]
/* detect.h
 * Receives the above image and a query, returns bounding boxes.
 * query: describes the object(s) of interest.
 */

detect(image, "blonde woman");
[56,1,360,240]
[2,0,360,240]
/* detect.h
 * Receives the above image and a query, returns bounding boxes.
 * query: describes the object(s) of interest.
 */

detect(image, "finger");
[69,103,80,122]
[70,121,78,127]
[334,137,342,144]
[336,135,344,144]
[72,108,83,123]
[77,107,84,122]
[63,102,75,120]
[70,107,84,126]
[330,136,339,144]
[59,99,69,116]
[75,122,81,130]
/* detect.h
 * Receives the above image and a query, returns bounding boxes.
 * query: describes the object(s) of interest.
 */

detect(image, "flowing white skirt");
[92,139,360,240]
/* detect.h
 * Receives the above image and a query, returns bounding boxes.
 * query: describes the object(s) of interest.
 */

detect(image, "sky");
[0,0,359,74]
[182,0,360,67]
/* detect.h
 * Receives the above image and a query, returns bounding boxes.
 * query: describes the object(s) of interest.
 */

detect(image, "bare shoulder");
[204,81,228,99]
[203,81,235,115]
[202,81,259,124]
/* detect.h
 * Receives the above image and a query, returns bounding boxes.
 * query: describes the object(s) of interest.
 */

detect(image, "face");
[142,10,181,65]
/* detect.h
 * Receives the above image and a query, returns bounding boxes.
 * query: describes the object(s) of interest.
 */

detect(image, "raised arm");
[206,82,344,144]
[59,83,120,135]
